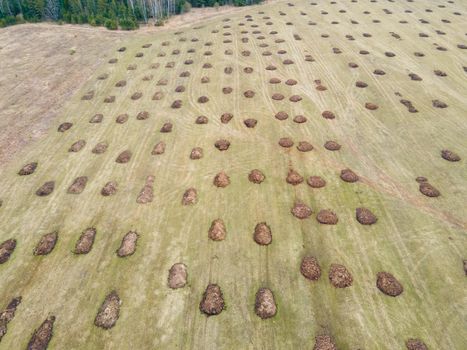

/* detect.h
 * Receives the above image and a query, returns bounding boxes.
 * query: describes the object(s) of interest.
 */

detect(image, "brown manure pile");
[136,176,155,204]
[196,116,208,124]
[94,291,121,329]
[254,222,272,245]
[160,122,173,133]
[0,296,22,341]
[18,162,38,176]
[297,141,313,152]
[279,137,293,148]
[27,316,56,350]
[168,263,187,289]
[441,149,460,162]
[300,256,321,281]
[208,219,226,241]
[329,263,353,288]
[313,335,337,350]
[36,181,55,196]
[356,208,378,225]
[182,188,197,205]
[116,150,132,163]
[74,228,96,254]
[324,141,341,151]
[101,182,117,196]
[116,231,138,257]
[307,176,326,188]
[152,141,165,155]
[137,111,149,120]
[67,176,88,194]
[340,168,359,182]
[248,169,265,184]
[322,111,335,119]
[116,114,128,124]
[58,122,73,132]
[0,239,16,264]
[69,140,86,152]
[255,288,277,319]
[200,284,224,316]
[34,232,58,256]
[286,169,303,185]
[215,139,230,151]
[221,113,233,124]
[190,147,203,160]
[316,209,338,225]
[419,182,440,197]
[92,142,108,154]
[406,338,428,350]
[275,111,288,120]
[213,171,230,188]
[376,272,403,297]
[291,202,312,219]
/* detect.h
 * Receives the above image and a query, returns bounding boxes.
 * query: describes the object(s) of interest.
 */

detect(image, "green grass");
[0,0,466,349]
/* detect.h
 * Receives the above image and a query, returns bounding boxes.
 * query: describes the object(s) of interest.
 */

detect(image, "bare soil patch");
[200,284,224,316]
[116,231,138,257]
[255,288,277,319]
[34,231,58,256]
[95,291,121,329]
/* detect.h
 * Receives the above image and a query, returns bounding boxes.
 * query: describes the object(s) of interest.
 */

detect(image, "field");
[0,0,466,349]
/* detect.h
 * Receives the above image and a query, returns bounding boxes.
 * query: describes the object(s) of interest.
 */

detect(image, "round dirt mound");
[196,116,208,124]
[365,102,379,110]
[116,231,138,257]
[160,122,173,133]
[58,122,73,132]
[356,208,378,225]
[94,291,121,329]
[329,263,353,288]
[101,182,117,196]
[324,141,341,151]
[27,316,56,350]
[291,202,312,219]
[300,256,321,281]
[34,231,58,256]
[18,162,37,176]
[168,263,187,289]
[441,149,461,162]
[248,169,265,184]
[322,111,335,119]
[307,176,326,188]
[293,115,307,123]
[270,78,281,84]
[209,219,226,241]
[215,139,230,151]
[67,176,88,194]
[171,100,182,109]
[74,228,96,254]
[92,142,108,154]
[213,171,230,188]
[297,141,313,152]
[222,87,233,94]
[432,100,447,108]
[313,335,337,350]
[356,81,368,88]
[272,93,285,101]
[198,96,209,103]
[279,137,294,148]
[275,111,289,120]
[0,239,16,264]
[289,95,302,102]
[36,181,55,196]
[182,188,197,205]
[221,113,233,124]
[190,147,203,160]
[316,209,338,225]
[200,284,224,316]
[116,150,132,164]
[376,272,403,297]
[136,112,148,121]
[244,119,257,128]
[254,222,272,245]
[285,79,297,86]
[419,182,440,197]
[286,169,303,185]
[340,168,359,182]
[406,339,428,350]
[152,141,165,155]
[255,288,277,319]
[69,139,86,152]
[244,90,255,98]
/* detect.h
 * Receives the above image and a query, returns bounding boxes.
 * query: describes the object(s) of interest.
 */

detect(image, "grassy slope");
[0,0,466,349]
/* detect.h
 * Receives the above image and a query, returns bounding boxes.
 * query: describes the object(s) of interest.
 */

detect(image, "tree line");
[0,0,262,29]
